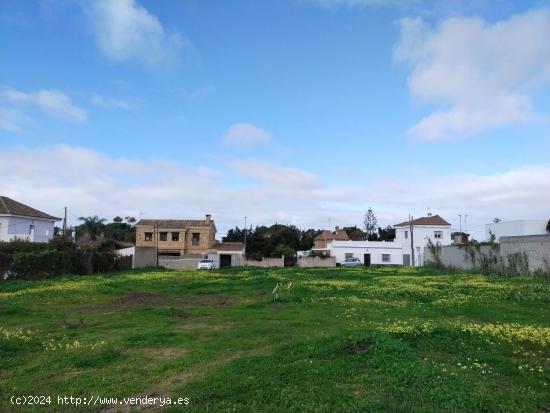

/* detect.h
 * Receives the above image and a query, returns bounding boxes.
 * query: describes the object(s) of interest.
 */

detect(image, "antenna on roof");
[427,206,431,216]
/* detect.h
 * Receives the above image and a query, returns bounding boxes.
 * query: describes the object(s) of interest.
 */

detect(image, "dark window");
[192,233,200,245]
[29,224,35,235]
[144,232,153,241]
[345,253,354,260]
[159,232,167,241]
[434,231,443,239]
[382,254,391,263]
[172,232,180,241]
[404,230,408,239]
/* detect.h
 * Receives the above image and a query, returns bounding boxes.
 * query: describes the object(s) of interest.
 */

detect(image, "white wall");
[0,215,56,243]
[329,240,403,265]
[394,225,452,266]
[485,220,548,242]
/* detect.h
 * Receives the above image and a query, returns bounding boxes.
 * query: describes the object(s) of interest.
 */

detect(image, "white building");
[485,220,549,242]
[394,214,452,266]
[0,196,61,243]
[329,240,403,265]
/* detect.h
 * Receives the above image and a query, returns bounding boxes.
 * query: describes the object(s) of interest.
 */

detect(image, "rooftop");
[0,196,61,221]
[394,214,451,227]
[314,227,350,242]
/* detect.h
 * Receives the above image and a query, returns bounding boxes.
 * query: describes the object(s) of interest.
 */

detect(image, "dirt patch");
[189,294,231,307]
[100,347,272,413]
[111,293,168,309]
[89,293,232,312]
[343,336,375,354]
[141,347,187,361]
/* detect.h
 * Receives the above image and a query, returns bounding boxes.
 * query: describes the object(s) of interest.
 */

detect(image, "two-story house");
[0,196,61,243]
[394,214,452,266]
[134,214,244,268]
[136,214,218,257]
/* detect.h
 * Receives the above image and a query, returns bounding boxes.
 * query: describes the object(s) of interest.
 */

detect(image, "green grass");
[1,266,549,412]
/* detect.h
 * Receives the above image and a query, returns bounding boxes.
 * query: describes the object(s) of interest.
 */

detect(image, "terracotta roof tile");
[314,229,350,242]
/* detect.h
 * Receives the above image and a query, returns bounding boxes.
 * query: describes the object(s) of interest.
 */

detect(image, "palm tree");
[78,216,106,241]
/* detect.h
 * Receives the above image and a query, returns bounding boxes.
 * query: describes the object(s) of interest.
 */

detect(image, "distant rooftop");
[394,214,451,227]
[0,196,61,221]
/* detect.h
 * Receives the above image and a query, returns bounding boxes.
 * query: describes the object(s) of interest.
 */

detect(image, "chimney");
[205,214,211,222]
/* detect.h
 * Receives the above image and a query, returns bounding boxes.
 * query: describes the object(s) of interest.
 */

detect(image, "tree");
[378,225,395,241]
[363,207,378,241]
[125,216,137,225]
[343,226,366,241]
[113,216,123,223]
[77,216,106,241]
[546,219,550,233]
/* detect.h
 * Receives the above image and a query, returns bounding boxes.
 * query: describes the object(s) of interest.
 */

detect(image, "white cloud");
[2,88,87,123]
[395,8,550,140]
[0,107,30,132]
[0,145,548,240]
[87,0,183,65]
[91,94,140,110]
[222,123,271,147]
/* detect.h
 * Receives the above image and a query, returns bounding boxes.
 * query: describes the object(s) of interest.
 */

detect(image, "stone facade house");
[136,214,218,257]
[134,214,244,268]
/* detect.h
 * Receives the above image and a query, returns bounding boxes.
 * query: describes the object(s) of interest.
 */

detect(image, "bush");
[1,237,120,280]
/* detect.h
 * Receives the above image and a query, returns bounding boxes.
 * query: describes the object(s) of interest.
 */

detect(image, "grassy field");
[1,266,550,413]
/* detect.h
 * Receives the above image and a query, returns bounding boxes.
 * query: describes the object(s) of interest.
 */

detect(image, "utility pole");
[409,214,415,267]
[63,206,67,238]
[459,214,462,232]
[154,224,159,267]
[464,214,468,233]
[243,216,247,262]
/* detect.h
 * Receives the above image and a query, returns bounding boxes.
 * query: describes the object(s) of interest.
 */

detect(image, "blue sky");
[1,0,549,239]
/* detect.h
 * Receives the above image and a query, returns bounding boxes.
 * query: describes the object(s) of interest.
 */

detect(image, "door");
[403,254,410,266]
[363,254,371,267]
[220,254,232,268]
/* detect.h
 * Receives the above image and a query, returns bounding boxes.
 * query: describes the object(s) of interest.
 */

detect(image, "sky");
[1,0,549,240]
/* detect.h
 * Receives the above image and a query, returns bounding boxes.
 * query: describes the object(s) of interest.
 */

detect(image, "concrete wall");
[159,258,202,270]
[297,256,336,267]
[133,247,158,268]
[424,235,550,274]
[500,235,550,273]
[242,257,284,267]
[424,245,497,270]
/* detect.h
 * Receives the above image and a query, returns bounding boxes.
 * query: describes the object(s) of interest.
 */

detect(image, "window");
[434,231,443,239]
[159,232,167,241]
[172,232,180,242]
[192,233,200,245]
[345,253,354,260]
[404,230,408,239]
[29,224,35,235]
[382,254,391,263]
[144,232,153,241]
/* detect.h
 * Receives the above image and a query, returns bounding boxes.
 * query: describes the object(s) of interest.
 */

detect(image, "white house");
[0,196,61,243]
[394,214,452,266]
[485,220,548,242]
[329,240,403,265]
